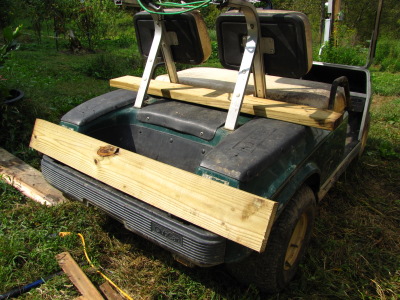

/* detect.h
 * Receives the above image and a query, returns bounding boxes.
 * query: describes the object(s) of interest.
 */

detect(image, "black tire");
[226,185,317,293]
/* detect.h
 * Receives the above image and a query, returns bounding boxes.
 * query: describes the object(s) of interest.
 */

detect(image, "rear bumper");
[42,155,226,267]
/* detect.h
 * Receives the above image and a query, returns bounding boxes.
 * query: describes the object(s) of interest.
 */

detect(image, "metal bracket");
[134,14,178,108]
[224,0,266,130]
[328,76,350,110]
[241,36,275,54]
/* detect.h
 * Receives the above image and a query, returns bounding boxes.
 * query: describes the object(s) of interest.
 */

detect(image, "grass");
[368,96,400,159]
[374,38,400,73]
[1,29,399,299]
[371,71,400,96]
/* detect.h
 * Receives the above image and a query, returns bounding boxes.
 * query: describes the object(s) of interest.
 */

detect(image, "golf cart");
[31,0,382,292]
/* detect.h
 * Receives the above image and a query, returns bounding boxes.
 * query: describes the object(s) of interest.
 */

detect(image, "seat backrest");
[134,10,211,65]
[216,10,313,78]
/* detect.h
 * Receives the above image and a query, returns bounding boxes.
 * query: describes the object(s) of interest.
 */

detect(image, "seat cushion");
[156,67,345,112]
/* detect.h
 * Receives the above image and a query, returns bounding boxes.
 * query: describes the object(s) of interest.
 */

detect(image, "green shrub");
[113,34,136,48]
[380,57,400,73]
[319,41,367,66]
[80,53,142,80]
[375,38,400,72]
[0,25,23,67]
[200,6,220,30]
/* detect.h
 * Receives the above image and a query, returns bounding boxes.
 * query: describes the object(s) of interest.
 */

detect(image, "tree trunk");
[67,30,83,53]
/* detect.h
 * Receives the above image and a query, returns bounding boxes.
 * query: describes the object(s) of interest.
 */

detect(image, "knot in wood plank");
[97,145,119,157]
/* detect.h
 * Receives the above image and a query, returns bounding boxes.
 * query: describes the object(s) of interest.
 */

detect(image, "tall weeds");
[374,38,400,72]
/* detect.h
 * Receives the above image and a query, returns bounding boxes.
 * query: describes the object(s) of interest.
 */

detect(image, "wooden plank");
[0,147,66,206]
[31,119,278,252]
[56,252,104,300]
[99,282,124,300]
[110,75,343,131]
[155,67,347,113]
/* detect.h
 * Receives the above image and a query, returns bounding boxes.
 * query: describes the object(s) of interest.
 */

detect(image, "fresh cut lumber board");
[0,147,66,206]
[30,119,278,252]
[110,75,343,131]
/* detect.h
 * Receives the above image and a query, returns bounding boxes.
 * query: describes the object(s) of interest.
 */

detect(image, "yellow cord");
[59,232,133,300]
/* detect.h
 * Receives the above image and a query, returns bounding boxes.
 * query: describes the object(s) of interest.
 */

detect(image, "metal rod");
[134,14,178,108]
[224,0,266,130]
[134,16,163,108]
[365,0,383,69]
[360,0,383,142]
[0,271,63,300]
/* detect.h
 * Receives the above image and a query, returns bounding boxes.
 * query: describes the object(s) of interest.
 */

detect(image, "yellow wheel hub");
[284,213,308,271]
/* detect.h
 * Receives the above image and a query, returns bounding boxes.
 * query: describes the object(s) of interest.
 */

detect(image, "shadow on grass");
[100,216,268,299]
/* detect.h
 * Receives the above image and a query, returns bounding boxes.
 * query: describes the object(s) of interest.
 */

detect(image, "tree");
[0,0,15,31]
[21,0,49,42]
[71,0,121,51]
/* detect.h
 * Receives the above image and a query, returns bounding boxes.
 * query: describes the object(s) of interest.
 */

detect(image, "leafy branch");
[0,25,23,67]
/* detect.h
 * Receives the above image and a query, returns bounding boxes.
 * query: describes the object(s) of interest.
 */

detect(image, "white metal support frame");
[134,14,178,108]
[224,0,266,130]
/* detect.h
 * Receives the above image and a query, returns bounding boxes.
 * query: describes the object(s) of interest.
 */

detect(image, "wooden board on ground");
[0,147,66,206]
[56,252,104,300]
[30,119,278,252]
[99,282,125,300]
[110,75,343,131]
